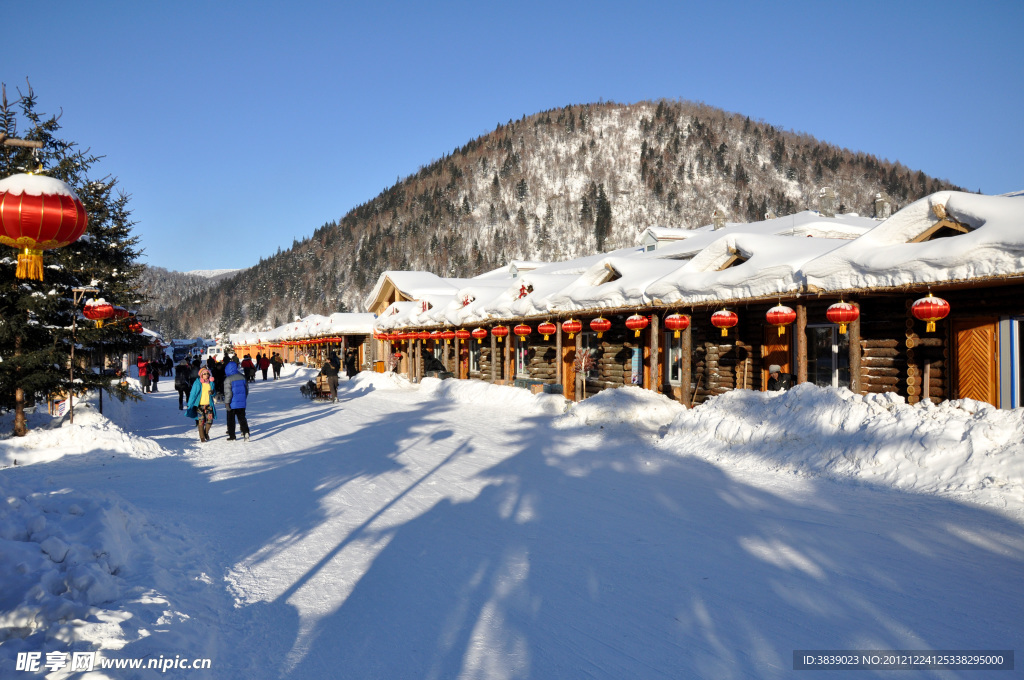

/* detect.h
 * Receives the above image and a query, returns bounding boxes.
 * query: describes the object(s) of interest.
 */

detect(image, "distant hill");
[139,266,243,319]
[151,99,962,337]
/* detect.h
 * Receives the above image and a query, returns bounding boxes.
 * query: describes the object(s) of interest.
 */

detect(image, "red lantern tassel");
[16,248,44,281]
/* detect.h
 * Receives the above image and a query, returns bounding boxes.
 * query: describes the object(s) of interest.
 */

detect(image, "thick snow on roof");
[804,191,1024,291]
[229,312,375,345]
[371,191,1024,328]
[363,271,465,311]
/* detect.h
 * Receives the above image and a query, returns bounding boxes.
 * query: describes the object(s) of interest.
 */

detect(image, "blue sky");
[4,1,1022,273]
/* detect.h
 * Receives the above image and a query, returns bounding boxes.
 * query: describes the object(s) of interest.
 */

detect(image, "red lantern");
[765,305,796,336]
[537,321,557,340]
[441,330,457,343]
[0,174,89,281]
[826,301,859,334]
[416,331,431,341]
[561,319,582,339]
[455,329,471,343]
[911,293,950,333]
[492,325,509,342]
[513,324,532,338]
[471,327,488,341]
[111,306,130,320]
[128,319,143,334]
[83,299,114,328]
[711,310,738,337]
[590,317,611,338]
[664,313,690,338]
[430,330,444,343]
[625,314,649,337]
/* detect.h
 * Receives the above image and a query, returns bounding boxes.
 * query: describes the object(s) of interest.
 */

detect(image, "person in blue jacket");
[184,366,217,442]
[223,359,251,441]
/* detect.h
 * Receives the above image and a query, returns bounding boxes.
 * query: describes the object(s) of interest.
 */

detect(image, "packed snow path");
[2,368,1022,679]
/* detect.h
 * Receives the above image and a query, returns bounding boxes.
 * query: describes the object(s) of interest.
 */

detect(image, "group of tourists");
[135,356,173,393]
[174,354,252,443]
[239,352,283,382]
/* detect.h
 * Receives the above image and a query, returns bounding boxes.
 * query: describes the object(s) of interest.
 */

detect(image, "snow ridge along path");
[1,367,1021,679]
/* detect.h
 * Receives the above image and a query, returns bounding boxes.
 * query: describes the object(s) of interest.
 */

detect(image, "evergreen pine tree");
[0,84,147,435]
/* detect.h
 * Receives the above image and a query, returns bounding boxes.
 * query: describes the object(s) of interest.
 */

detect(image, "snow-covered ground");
[1,368,1022,679]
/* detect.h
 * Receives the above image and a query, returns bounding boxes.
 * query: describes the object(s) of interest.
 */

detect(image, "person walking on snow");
[185,366,217,442]
[174,358,192,410]
[320,354,340,402]
[258,354,271,380]
[223,359,252,441]
[137,356,151,393]
[271,352,283,379]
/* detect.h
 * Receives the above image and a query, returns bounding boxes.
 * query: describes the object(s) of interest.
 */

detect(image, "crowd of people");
[136,349,356,444]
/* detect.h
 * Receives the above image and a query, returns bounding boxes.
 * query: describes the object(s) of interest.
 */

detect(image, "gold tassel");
[16,248,44,281]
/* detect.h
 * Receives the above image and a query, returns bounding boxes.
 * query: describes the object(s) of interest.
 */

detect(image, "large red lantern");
[911,293,950,333]
[83,299,114,328]
[513,324,532,338]
[441,330,457,343]
[826,301,859,334]
[625,314,649,337]
[492,325,509,342]
[711,309,738,337]
[416,331,431,341]
[471,327,488,341]
[0,174,89,281]
[429,330,444,343]
[561,319,582,339]
[664,313,690,338]
[765,304,796,336]
[537,321,557,340]
[456,329,471,342]
[590,317,611,338]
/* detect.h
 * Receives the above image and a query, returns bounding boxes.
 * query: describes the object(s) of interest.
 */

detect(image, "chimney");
[713,209,726,230]
[818,187,836,218]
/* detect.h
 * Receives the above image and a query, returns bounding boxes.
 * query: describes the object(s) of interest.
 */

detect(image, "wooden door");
[761,326,792,390]
[954,318,999,405]
[562,343,576,401]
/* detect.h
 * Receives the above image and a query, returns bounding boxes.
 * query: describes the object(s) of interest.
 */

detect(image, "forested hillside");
[151,100,961,337]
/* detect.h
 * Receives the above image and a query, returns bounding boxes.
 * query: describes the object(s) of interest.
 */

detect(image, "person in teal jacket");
[184,366,217,442]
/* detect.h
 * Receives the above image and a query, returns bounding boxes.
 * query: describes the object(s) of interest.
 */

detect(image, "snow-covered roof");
[229,312,376,346]
[371,191,1024,329]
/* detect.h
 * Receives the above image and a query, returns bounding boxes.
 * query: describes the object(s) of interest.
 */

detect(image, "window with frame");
[806,324,849,388]
[515,336,530,377]
[578,332,600,380]
[469,339,481,374]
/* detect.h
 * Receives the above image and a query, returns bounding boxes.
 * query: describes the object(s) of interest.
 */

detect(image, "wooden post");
[681,322,692,408]
[575,331,583,401]
[490,333,497,383]
[555,324,563,386]
[415,340,422,382]
[848,303,862,394]
[796,304,808,384]
[504,335,512,381]
[649,313,659,391]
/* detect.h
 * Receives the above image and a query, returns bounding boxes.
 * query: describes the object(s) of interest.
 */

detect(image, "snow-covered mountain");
[154,100,961,337]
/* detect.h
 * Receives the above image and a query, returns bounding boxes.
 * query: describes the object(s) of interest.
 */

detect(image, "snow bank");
[0,474,169,659]
[664,384,1024,517]
[557,385,682,430]
[0,402,165,468]
[418,377,569,416]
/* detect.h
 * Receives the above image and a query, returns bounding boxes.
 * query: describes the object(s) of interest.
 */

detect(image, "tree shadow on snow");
[277,407,1024,680]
